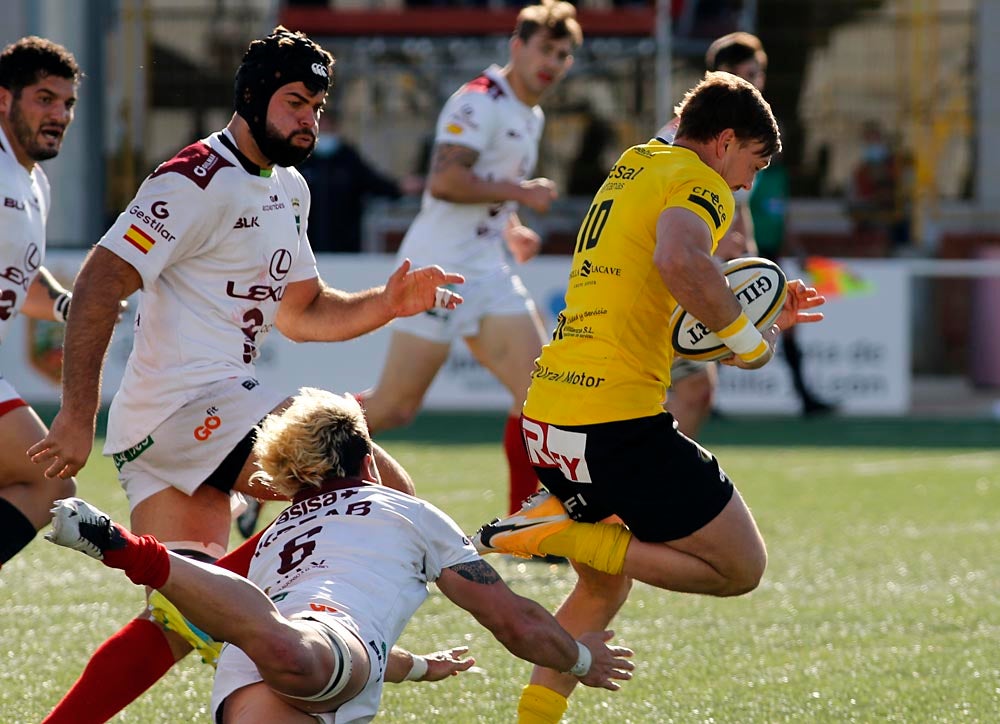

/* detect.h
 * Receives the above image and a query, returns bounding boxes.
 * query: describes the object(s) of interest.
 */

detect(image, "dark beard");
[257,125,315,167]
[10,101,59,162]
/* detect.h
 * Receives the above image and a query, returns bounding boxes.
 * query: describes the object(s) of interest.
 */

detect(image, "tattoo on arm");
[430,143,479,174]
[448,559,501,585]
[37,269,63,300]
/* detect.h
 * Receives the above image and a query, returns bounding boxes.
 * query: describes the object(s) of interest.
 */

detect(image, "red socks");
[102,525,170,589]
[41,618,176,724]
[504,414,540,514]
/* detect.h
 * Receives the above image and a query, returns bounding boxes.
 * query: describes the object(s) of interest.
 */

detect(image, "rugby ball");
[669,257,787,361]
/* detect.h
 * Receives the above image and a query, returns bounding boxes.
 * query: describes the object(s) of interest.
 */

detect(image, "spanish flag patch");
[124,224,155,254]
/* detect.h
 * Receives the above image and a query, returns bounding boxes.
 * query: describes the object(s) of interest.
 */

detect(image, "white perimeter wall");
[1,253,910,415]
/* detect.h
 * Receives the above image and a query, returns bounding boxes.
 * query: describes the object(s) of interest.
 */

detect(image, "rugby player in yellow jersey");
[472,71,827,723]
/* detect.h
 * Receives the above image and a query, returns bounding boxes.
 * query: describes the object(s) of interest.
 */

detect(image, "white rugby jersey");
[249,479,479,711]
[100,129,317,453]
[397,65,544,277]
[0,123,50,345]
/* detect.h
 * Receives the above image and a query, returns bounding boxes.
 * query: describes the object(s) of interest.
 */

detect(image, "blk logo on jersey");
[3,197,25,211]
[234,216,260,229]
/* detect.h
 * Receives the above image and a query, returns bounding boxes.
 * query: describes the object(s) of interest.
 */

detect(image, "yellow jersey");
[523,141,735,425]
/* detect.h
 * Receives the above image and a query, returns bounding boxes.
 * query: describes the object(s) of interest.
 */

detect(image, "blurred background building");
[2,0,999,412]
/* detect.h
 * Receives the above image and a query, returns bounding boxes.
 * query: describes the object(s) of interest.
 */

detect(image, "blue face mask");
[863,143,889,164]
[314,134,341,158]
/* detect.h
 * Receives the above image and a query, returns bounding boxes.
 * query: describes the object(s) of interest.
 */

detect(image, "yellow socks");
[518,684,569,724]
[538,521,632,575]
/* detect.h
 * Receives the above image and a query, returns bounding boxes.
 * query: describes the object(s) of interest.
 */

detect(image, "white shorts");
[670,357,714,385]
[211,608,385,724]
[112,376,288,511]
[0,377,28,416]
[391,266,536,343]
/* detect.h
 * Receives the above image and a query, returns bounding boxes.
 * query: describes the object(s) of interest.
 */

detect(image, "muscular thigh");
[465,312,545,403]
[0,403,75,524]
[527,413,734,542]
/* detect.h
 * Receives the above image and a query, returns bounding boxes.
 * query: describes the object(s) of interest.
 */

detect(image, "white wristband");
[404,654,429,681]
[566,641,592,677]
[53,292,71,323]
[717,313,767,362]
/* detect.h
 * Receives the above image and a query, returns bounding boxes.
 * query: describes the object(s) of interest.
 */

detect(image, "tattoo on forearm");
[431,143,479,174]
[448,560,501,584]
[38,271,61,300]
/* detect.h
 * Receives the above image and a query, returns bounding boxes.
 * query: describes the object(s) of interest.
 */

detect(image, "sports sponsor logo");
[193,407,222,441]
[569,260,622,279]
[226,280,284,302]
[123,224,157,254]
[531,362,606,389]
[0,265,30,290]
[193,153,220,178]
[445,123,464,135]
[234,216,260,229]
[521,417,592,483]
[241,378,260,391]
[311,62,328,78]
[269,249,292,281]
[734,273,774,307]
[262,194,285,212]
[112,435,154,470]
[24,243,40,273]
[3,197,25,211]
[608,164,644,180]
[687,186,727,228]
[127,205,177,243]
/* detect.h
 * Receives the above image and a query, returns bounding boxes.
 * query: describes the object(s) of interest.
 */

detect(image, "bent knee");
[718,554,767,597]
[574,569,633,610]
[366,401,420,432]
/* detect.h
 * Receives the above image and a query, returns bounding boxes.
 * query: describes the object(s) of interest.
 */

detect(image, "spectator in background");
[660,31,833,427]
[566,109,618,198]
[749,139,832,415]
[847,119,911,250]
[359,0,583,518]
[298,110,423,253]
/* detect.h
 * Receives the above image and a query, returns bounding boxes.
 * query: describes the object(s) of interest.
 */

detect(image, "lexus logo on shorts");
[269,249,292,281]
[24,243,40,272]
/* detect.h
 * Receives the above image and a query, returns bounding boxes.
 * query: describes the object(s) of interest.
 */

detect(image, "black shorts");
[523,412,734,542]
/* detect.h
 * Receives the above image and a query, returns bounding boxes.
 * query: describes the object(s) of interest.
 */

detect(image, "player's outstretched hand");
[518,178,558,214]
[418,647,477,681]
[576,630,635,691]
[385,259,464,318]
[775,279,825,331]
[27,409,96,479]
[506,224,543,264]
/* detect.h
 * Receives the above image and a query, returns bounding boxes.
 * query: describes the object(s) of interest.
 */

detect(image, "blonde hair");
[250,388,372,498]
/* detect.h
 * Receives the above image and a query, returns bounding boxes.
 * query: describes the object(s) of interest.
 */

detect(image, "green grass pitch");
[1,414,998,723]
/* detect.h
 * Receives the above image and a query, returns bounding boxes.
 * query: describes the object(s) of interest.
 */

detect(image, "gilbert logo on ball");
[669,257,787,361]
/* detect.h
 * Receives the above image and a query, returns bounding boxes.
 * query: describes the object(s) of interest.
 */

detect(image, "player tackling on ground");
[47,387,633,721]
[471,72,826,723]
[28,26,463,723]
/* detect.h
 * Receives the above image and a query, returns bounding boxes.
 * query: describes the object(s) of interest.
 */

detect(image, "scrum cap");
[233,26,333,145]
